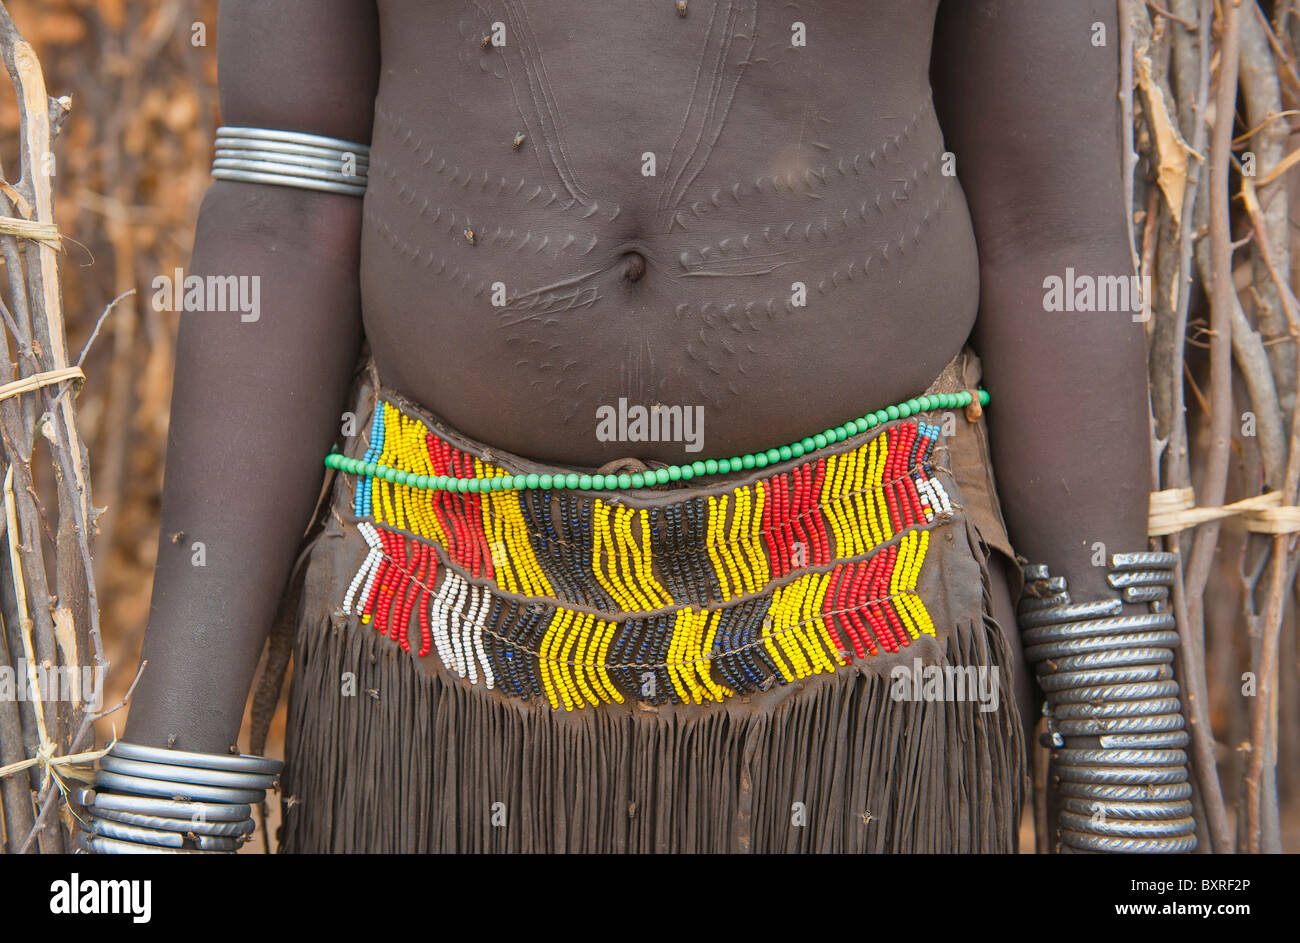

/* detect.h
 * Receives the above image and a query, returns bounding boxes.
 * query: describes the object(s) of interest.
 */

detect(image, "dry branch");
[0,1,100,855]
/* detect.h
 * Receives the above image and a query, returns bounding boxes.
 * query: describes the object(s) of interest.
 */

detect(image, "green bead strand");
[326,386,990,493]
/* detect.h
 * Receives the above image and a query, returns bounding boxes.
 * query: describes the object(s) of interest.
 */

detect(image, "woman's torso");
[360,0,979,465]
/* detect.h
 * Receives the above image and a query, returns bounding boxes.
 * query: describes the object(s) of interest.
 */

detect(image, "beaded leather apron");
[277,346,1024,853]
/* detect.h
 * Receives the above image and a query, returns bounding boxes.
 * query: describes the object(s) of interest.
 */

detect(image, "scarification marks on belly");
[657,0,759,232]
[479,180,956,424]
[372,160,605,264]
[667,98,935,233]
[670,180,955,330]
[678,151,943,277]
[494,271,607,324]
[484,0,592,206]
[498,332,599,424]
[367,204,608,317]
[375,106,621,225]
[368,208,491,301]
[621,336,659,412]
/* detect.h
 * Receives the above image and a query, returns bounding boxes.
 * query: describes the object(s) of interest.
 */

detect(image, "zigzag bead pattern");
[334,399,962,710]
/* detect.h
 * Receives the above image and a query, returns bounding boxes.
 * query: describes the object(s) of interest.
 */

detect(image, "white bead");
[347,523,385,615]
[462,586,480,686]
[467,586,494,690]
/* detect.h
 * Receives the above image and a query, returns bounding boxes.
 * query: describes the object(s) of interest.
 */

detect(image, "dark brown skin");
[126,0,1148,819]
[365,0,976,463]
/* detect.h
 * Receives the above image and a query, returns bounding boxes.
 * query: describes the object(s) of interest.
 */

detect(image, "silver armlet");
[75,741,282,854]
[1017,551,1199,854]
[212,125,369,196]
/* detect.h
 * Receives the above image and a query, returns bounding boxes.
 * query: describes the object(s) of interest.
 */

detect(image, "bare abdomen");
[360,0,979,464]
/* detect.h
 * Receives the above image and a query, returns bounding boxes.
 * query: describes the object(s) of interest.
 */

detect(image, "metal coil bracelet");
[77,741,283,854]
[1017,551,1199,853]
[211,126,370,196]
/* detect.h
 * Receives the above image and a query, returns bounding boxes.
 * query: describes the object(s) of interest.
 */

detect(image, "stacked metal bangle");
[1018,551,1198,854]
[76,741,282,854]
[212,125,369,196]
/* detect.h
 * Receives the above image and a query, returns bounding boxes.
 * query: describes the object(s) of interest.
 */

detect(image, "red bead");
[397,536,426,652]
[865,550,898,653]
[789,466,813,571]
[807,460,831,565]
[761,479,782,577]
[834,564,867,659]
[773,473,792,576]
[822,566,848,657]
[372,529,396,636]
[390,532,412,642]
[845,564,876,657]
[884,478,902,532]
[417,546,434,657]
[362,552,386,622]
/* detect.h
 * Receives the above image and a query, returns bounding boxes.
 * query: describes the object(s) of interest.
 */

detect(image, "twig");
[1239,5,1297,402]
[1182,0,1238,649]
[91,659,144,723]
[1148,0,1200,30]
[1169,0,1236,854]
[77,288,134,367]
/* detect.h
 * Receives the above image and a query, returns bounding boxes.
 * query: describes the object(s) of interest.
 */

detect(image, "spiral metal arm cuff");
[1018,551,1198,854]
[211,126,370,196]
[74,741,283,854]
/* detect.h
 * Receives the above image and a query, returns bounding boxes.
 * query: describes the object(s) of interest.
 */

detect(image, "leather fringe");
[278,606,1023,853]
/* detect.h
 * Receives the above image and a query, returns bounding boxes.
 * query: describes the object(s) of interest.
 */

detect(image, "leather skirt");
[273,345,1026,852]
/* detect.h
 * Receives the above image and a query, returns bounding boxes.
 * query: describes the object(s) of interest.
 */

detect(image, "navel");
[622,250,647,283]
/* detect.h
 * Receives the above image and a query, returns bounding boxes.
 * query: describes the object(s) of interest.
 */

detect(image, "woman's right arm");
[122,0,379,755]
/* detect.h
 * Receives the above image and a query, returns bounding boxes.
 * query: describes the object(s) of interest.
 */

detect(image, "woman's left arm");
[932,0,1150,602]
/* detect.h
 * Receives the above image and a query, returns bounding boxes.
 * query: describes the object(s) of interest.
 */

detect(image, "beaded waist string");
[326,388,989,494]
[324,387,987,711]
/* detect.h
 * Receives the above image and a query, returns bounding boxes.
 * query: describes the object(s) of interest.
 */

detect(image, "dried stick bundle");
[1125,0,1300,854]
[0,2,104,855]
